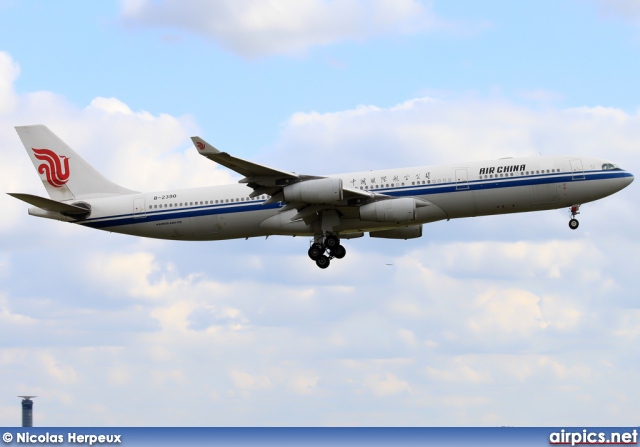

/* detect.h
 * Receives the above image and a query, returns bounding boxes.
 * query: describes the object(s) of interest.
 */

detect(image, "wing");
[191,136,414,225]
[191,137,298,183]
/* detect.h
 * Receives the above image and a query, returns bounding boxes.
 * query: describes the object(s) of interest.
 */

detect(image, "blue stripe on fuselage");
[78,170,632,229]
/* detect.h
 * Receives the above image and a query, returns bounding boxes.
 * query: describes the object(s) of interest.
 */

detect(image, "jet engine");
[283,178,343,204]
[359,198,418,222]
[369,225,423,239]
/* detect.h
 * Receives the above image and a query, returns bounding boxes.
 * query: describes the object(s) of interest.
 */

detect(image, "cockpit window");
[602,163,619,170]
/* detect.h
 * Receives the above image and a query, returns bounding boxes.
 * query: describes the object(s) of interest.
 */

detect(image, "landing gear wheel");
[308,243,324,260]
[316,255,330,269]
[569,219,579,230]
[332,244,346,259]
[325,235,339,250]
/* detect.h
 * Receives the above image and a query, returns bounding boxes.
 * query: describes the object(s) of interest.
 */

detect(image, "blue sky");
[0,0,639,426]
[3,0,640,148]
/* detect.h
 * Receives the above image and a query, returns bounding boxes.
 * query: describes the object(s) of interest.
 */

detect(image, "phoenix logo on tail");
[32,148,70,188]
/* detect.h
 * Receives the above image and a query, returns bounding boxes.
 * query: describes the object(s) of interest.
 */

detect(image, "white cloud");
[230,370,273,391]
[289,373,319,395]
[88,97,134,115]
[426,357,491,384]
[0,294,38,327]
[0,51,19,113]
[592,0,640,26]
[86,252,168,299]
[275,96,640,174]
[0,55,232,200]
[38,352,78,385]
[425,240,607,280]
[120,0,442,57]
[364,372,412,397]
[468,288,547,336]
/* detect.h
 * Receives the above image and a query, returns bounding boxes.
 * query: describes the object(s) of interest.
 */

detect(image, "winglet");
[191,137,221,156]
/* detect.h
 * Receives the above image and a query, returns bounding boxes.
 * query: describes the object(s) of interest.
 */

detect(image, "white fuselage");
[63,155,632,241]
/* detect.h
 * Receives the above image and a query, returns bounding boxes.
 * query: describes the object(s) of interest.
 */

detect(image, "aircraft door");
[133,197,146,218]
[455,169,469,190]
[569,159,585,180]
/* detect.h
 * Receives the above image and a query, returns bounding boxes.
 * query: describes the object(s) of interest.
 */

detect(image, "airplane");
[8,125,634,269]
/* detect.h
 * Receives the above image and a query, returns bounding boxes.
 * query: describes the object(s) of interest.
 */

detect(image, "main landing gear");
[307,234,346,269]
[569,204,580,230]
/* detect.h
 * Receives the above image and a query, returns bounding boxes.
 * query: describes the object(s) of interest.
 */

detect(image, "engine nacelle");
[359,198,417,222]
[283,178,343,204]
[369,225,423,240]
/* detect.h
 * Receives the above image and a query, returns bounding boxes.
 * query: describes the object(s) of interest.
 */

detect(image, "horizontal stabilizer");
[7,193,89,215]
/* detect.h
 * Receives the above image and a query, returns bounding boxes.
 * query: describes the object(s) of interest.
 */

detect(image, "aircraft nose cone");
[626,172,634,186]
[618,171,635,191]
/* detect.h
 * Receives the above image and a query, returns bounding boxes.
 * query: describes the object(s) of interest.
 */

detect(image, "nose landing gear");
[308,234,347,269]
[569,205,580,230]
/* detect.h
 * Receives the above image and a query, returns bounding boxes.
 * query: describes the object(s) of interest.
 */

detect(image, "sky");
[0,0,639,427]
